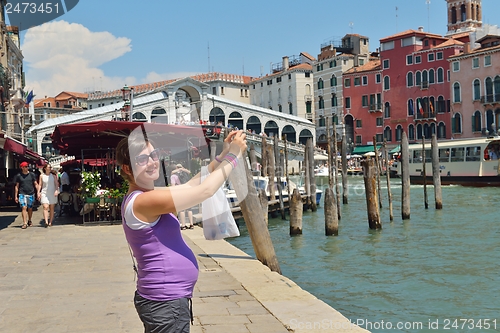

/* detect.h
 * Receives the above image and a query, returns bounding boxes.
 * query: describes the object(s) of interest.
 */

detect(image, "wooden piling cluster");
[362,158,381,229]
[324,118,339,235]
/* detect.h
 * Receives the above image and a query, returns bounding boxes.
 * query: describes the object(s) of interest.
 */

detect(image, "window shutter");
[472,115,475,132]
[452,117,456,133]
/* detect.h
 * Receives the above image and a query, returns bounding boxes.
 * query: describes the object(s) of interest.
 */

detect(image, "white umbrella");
[364,151,376,157]
[314,154,329,161]
[349,154,362,158]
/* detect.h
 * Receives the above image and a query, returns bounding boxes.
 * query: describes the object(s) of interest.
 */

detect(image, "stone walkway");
[0,206,368,333]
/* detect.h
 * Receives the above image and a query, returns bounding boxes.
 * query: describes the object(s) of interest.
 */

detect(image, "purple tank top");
[122,191,199,301]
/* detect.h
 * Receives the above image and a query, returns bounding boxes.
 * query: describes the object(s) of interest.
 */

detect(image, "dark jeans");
[134,291,192,333]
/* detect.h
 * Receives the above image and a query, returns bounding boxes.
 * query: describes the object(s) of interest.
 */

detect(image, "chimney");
[283,56,289,70]
[418,26,424,32]
[464,42,471,54]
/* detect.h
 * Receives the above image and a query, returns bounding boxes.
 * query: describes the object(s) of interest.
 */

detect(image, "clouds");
[22,20,191,97]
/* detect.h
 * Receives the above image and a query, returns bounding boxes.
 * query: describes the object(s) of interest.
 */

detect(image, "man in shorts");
[14,162,40,229]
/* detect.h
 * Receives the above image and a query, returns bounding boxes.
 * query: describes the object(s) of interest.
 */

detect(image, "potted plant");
[80,171,101,203]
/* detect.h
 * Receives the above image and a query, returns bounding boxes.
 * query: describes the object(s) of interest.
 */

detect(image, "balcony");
[318,89,324,97]
[481,94,500,104]
[369,103,382,112]
[420,81,429,90]
[414,111,436,120]
[331,86,337,94]
[304,94,313,102]
[317,109,325,117]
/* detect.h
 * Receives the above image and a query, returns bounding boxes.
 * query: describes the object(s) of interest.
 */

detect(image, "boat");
[226,176,322,207]
[397,137,500,186]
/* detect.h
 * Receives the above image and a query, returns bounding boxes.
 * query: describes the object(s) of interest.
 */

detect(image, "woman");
[116,129,246,333]
[38,164,59,227]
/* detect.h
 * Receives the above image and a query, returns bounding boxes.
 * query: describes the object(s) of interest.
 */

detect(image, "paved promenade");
[0,206,368,333]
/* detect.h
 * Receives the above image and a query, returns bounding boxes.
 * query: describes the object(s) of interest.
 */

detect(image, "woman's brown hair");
[116,131,152,181]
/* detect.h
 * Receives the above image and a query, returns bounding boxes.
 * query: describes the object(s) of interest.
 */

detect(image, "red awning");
[25,149,47,166]
[61,158,113,167]
[51,121,211,158]
[0,134,26,155]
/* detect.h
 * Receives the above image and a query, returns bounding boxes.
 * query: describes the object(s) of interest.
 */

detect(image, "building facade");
[448,34,500,138]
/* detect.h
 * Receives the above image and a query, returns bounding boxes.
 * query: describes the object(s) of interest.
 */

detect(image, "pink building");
[448,35,500,138]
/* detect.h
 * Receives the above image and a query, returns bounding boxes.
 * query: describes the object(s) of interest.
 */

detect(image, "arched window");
[396,125,403,142]
[383,76,390,90]
[494,76,500,100]
[319,118,326,127]
[429,69,435,84]
[407,72,414,87]
[453,82,461,103]
[384,102,391,118]
[408,124,415,141]
[319,97,324,109]
[416,124,423,140]
[473,79,481,101]
[485,77,493,102]
[384,126,392,142]
[318,79,324,90]
[476,5,480,21]
[415,71,422,86]
[451,6,457,24]
[486,110,494,133]
[452,113,462,134]
[438,122,446,139]
[408,99,414,116]
[332,94,338,107]
[460,4,466,21]
[430,123,436,136]
[330,75,337,87]
[472,110,482,132]
[305,84,311,95]
[423,123,430,139]
[422,70,428,85]
[437,68,444,83]
[437,96,445,113]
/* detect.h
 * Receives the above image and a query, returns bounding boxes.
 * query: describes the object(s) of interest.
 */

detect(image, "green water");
[227,176,500,333]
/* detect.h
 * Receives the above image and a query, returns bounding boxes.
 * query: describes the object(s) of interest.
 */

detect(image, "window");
[408,99,414,116]
[407,72,414,87]
[277,77,282,83]
[344,78,351,87]
[436,52,443,60]
[384,102,391,118]
[279,104,282,112]
[437,68,444,83]
[356,135,362,144]
[447,70,450,82]
[485,55,492,67]
[452,61,460,72]
[472,57,479,69]
[415,71,422,86]
[383,59,390,69]
[376,134,383,142]
[330,75,337,86]
[375,74,381,83]
[306,101,312,114]
[356,119,362,128]
[466,146,481,161]
[453,82,461,103]
[267,80,272,85]
[407,55,413,65]
[428,53,435,62]
[332,95,338,107]
[362,76,368,85]
[408,124,415,140]
[359,59,365,66]
[415,55,421,64]
[318,118,325,127]
[396,125,403,141]
[354,77,360,86]
[383,76,390,90]
[376,117,383,126]
[451,113,462,134]
[429,69,435,84]
[473,79,481,100]
[384,126,392,142]
[450,147,464,161]
[318,79,324,89]
[329,61,334,68]
[305,72,311,78]
[288,74,292,79]
[362,95,368,107]
[345,97,351,109]
[472,110,482,132]
[319,97,324,109]
[289,103,293,114]
[424,40,429,47]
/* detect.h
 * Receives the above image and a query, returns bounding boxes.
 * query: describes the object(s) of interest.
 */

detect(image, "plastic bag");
[201,166,240,240]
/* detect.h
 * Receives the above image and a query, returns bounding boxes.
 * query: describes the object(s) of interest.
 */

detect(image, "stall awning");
[0,134,26,155]
[389,145,401,154]
[352,145,382,154]
[24,149,47,166]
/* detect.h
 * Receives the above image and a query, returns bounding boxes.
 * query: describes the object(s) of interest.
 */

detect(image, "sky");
[13,0,500,98]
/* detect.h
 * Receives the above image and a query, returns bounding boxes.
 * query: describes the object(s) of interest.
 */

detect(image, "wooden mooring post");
[274,135,286,219]
[307,138,317,212]
[422,136,429,209]
[261,136,268,177]
[304,143,311,211]
[249,144,258,173]
[267,145,276,202]
[341,134,348,204]
[383,140,394,221]
[289,188,303,235]
[324,188,339,235]
[401,132,411,220]
[234,152,281,273]
[259,188,269,226]
[373,136,383,209]
[362,158,382,229]
[431,134,443,209]
[332,124,341,219]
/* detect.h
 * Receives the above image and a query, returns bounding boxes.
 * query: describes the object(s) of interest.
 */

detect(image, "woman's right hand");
[228,130,247,155]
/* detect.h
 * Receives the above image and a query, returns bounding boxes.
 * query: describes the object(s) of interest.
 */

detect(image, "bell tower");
[446,0,482,36]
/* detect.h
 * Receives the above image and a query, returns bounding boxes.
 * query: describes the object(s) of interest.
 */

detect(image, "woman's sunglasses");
[135,149,160,166]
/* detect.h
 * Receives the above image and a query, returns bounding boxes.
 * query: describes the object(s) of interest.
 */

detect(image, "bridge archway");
[209,107,225,125]
[299,129,313,145]
[282,125,296,143]
[246,116,261,134]
[132,112,147,122]
[151,108,168,124]
[228,111,243,129]
[264,120,279,137]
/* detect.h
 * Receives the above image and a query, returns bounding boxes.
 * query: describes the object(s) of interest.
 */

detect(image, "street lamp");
[121,84,134,120]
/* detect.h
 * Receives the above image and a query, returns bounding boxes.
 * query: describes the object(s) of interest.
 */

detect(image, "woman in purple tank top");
[116,128,246,333]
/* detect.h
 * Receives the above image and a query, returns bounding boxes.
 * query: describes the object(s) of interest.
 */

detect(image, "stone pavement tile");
[198,314,251,325]
[193,300,231,316]
[245,322,291,333]
[202,323,250,333]
[227,305,270,316]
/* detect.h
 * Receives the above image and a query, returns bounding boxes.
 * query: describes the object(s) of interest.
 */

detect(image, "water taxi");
[399,137,500,186]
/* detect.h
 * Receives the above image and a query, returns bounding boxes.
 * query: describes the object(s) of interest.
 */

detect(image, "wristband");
[223,153,238,169]
[215,155,223,163]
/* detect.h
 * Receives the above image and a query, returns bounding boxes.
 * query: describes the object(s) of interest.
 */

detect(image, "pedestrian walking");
[14,162,40,229]
[116,128,246,333]
[38,164,59,227]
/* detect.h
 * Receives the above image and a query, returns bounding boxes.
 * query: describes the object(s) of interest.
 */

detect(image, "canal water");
[227,175,500,333]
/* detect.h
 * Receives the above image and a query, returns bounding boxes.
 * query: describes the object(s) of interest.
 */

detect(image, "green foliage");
[80,171,101,198]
